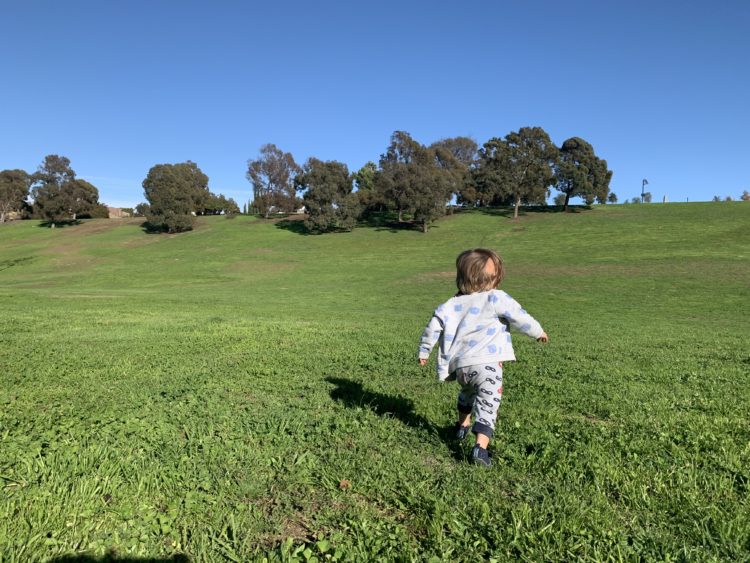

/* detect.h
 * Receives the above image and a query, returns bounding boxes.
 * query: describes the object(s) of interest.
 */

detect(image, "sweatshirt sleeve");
[495,291,544,340]
[418,313,444,360]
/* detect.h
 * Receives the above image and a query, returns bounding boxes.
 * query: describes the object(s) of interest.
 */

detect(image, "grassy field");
[1,203,748,561]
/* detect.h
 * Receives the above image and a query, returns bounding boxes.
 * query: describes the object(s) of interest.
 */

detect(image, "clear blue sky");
[2,1,748,207]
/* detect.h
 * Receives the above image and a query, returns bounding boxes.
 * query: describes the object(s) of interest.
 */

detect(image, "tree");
[33,154,75,187]
[0,169,31,222]
[643,192,652,203]
[375,131,423,222]
[725,195,733,202]
[224,197,240,215]
[353,161,386,214]
[142,161,210,233]
[295,158,360,233]
[607,192,618,204]
[247,144,301,218]
[630,197,641,204]
[554,137,612,211]
[375,131,458,231]
[430,136,478,166]
[554,193,566,206]
[31,155,101,226]
[412,146,463,230]
[201,193,239,215]
[430,136,477,204]
[80,202,110,218]
[473,127,558,218]
[741,190,750,201]
[712,195,721,202]
[134,203,150,217]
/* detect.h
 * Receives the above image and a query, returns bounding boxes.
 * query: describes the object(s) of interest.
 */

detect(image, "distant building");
[107,207,130,218]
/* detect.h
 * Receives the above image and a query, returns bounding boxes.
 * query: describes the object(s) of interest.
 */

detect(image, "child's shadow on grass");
[325,376,466,461]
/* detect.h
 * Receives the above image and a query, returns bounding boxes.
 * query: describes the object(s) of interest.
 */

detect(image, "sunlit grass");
[1,203,748,560]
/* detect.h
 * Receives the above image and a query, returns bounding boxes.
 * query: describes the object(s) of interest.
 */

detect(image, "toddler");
[418,248,548,467]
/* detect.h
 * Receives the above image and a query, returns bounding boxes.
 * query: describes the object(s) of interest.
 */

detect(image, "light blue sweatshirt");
[418,289,544,381]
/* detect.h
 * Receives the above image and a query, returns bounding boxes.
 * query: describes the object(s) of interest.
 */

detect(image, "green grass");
[1,203,748,561]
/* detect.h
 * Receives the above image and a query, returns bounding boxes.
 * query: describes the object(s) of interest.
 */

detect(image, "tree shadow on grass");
[50,553,189,562]
[325,376,465,461]
[372,220,430,233]
[36,219,82,228]
[476,204,587,218]
[140,220,167,234]
[274,218,311,235]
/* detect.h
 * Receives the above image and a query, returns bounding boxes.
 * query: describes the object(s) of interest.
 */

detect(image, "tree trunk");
[563,193,570,212]
[398,209,403,222]
[421,220,428,233]
[50,222,56,228]
[0,212,5,223]
[514,195,521,219]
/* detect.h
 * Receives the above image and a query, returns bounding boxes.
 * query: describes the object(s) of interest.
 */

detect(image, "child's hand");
[419,358,428,366]
[537,332,549,343]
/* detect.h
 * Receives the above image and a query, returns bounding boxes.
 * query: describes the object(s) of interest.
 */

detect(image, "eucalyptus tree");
[246,144,301,218]
[0,169,31,222]
[295,158,360,232]
[31,155,101,226]
[555,137,612,211]
[353,161,386,214]
[376,131,458,231]
[142,161,209,232]
[430,137,477,207]
[473,127,558,218]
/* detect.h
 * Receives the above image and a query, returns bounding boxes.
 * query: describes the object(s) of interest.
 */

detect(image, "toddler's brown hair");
[455,248,504,295]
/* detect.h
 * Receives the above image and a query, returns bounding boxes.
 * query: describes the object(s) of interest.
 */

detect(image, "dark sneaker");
[455,423,471,441]
[471,445,492,467]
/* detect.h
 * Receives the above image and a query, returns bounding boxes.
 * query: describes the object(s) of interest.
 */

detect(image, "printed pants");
[455,363,503,438]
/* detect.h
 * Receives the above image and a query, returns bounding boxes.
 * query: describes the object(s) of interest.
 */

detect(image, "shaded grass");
[0,203,749,560]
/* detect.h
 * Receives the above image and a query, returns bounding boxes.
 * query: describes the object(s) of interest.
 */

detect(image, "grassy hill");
[1,203,748,560]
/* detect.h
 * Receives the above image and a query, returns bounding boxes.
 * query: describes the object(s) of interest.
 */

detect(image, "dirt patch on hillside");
[70,218,141,235]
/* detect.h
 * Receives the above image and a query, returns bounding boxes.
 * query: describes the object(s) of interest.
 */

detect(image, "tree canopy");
[374,131,460,231]
[247,144,301,217]
[0,169,31,223]
[30,155,101,226]
[555,137,612,211]
[295,158,360,233]
[353,161,385,214]
[474,127,558,218]
[142,161,209,232]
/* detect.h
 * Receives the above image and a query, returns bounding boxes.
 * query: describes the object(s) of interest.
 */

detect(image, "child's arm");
[418,314,443,364]
[496,292,547,341]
